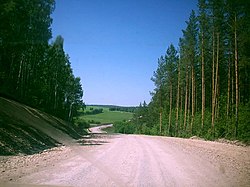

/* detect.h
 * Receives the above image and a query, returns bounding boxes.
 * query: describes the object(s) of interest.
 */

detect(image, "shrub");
[74,120,90,133]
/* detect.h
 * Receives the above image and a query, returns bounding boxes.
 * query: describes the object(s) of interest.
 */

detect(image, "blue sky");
[51,0,197,106]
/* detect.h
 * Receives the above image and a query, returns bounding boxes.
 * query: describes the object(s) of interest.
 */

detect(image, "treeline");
[87,105,137,113]
[131,0,250,141]
[109,106,137,113]
[0,0,83,121]
[85,108,103,115]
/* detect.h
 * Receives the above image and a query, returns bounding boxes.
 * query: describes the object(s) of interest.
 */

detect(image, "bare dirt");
[1,132,249,187]
[0,98,249,186]
[0,97,85,156]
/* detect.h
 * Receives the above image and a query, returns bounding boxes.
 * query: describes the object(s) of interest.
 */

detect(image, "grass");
[79,105,133,124]
[103,126,116,133]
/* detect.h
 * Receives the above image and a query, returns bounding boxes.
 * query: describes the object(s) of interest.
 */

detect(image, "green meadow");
[79,105,133,124]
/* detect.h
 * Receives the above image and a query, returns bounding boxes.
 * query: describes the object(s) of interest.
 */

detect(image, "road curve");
[3,134,250,187]
[88,124,113,134]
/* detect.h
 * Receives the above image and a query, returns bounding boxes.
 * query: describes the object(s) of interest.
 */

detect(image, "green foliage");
[88,120,101,124]
[0,1,83,122]
[109,106,137,113]
[80,105,133,124]
[131,0,249,143]
[104,126,115,134]
[85,108,103,115]
[113,121,136,134]
[75,120,90,129]
[238,103,250,143]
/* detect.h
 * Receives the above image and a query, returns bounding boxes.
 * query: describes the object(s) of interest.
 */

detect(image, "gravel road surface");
[1,133,249,187]
[88,124,113,134]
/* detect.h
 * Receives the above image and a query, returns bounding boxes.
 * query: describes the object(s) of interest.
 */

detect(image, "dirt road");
[1,134,250,187]
[88,124,113,134]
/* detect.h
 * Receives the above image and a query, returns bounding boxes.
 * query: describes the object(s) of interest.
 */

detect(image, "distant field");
[79,105,133,124]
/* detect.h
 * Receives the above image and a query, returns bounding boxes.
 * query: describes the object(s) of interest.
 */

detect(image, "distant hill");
[79,105,134,124]
[86,104,138,113]
[0,97,87,156]
[87,104,137,108]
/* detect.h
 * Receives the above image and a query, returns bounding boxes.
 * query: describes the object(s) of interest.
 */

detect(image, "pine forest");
[128,0,250,142]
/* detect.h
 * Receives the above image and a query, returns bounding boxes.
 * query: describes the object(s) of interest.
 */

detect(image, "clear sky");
[51,0,197,106]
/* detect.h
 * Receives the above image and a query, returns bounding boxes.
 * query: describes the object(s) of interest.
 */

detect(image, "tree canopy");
[131,0,250,142]
[0,0,84,121]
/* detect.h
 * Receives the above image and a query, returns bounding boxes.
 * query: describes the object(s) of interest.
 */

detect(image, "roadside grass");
[79,106,133,124]
[103,126,116,134]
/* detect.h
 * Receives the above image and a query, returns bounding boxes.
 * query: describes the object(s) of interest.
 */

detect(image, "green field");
[79,106,133,124]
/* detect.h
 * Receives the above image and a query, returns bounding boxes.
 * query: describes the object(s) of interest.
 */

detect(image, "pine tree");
[198,0,209,133]
[183,10,198,135]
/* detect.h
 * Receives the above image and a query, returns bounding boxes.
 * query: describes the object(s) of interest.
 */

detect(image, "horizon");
[85,103,140,107]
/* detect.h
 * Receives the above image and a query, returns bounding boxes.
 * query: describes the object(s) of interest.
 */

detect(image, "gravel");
[0,133,249,187]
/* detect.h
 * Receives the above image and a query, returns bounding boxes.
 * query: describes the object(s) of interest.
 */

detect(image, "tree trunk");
[201,32,205,132]
[191,63,195,135]
[216,78,220,120]
[175,59,181,136]
[211,30,218,138]
[227,51,231,135]
[54,83,58,110]
[234,14,239,138]
[231,69,234,135]
[180,87,183,132]
[16,55,24,91]
[168,83,172,135]
[159,110,162,135]
[215,32,220,127]
[68,102,74,121]
[227,53,231,120]
[184,65,189,130]
[159,89,162,134]
[211,31,215,138]
[187,73,191,133]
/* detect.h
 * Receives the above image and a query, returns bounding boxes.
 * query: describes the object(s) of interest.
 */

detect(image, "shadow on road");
[77,139,110,146]
[76,133,122,146]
